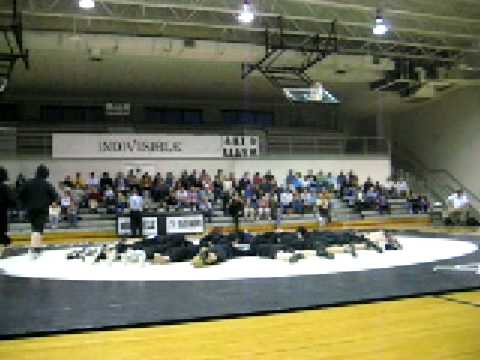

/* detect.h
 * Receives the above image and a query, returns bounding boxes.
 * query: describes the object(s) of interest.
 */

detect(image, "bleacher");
[8,195,430,235]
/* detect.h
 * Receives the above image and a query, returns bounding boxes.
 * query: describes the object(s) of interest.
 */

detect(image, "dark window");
[145,108,203,125]
[0,104,19,122]
[222,110,273,126]
[41,106,104,122]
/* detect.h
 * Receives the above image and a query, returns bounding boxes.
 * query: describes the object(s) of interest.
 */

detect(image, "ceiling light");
[238,0,254,24]
[373,10,388,35]
[79,0,95,9]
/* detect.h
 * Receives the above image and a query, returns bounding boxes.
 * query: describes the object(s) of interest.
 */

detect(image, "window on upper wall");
[144,108,203,125]
[0,104,19,122]
[222,110,274,126]
[41,106,105,123]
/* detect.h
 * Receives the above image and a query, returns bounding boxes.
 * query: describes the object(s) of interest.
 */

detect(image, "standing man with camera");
[19,164,58,256]
[0,167,16,249]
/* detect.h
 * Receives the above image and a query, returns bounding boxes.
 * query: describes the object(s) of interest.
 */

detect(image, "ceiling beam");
[89,0,480,41]
[287,0,480,25]
[9,9,475,53]
[94,0,480,25]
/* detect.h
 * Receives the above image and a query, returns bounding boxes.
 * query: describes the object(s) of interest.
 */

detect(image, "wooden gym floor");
[0,290,478,360]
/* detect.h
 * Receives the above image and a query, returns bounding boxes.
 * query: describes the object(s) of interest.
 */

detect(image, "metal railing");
[392,142,480,213]
[0,126,391,158]
[265,135,390,156]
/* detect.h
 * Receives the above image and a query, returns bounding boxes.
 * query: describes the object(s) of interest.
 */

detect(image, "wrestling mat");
[0,231,479,338]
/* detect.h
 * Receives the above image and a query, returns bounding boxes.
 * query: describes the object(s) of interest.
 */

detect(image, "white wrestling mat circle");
[0,236,476,281]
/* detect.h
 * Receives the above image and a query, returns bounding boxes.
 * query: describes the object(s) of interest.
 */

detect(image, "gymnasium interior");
[0,0,479,359]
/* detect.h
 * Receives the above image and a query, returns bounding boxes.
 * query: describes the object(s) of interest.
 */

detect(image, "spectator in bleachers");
[365,187,379,209]
[152,178,170,203]
[363,177,374,193]
[104,185,116,213]
[264,170,274,183]
[8,166,424,231]
[60,189,73,218]
[165,172,174,188]
[87,187,102,213]
[253,172,262,186]
[327,172,336,191]
[114,172,128,192]
[258,194,271,220]
[280,189,293,214]
[337,171,347,194]
[62,175,73,188]
[127,169,138,189]
[73,172,85,189]
[301,188,316,213]
[347,170,359,187]
[378,192,389,214]
[198,197,213,223]
[153,172,162,186]
[142,172,153,193]
[15,173,26,190]
[48,202,61,229]
[292,193,304,215]
[238,172,250,191]
[447,189,470,225]
[176,187,189,208]
[317,190,331,222]
[286,169,295,187]
[87,172,99,190]
[116,191,128,214]
[100,172,113,192]
[397,179,409,197]
[67,195,79,228]
[317,171,328,189]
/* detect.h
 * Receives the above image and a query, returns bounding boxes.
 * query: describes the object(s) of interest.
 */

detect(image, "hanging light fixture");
[238,0,255,24]
[79,0,95,9]
[373,9,388,35]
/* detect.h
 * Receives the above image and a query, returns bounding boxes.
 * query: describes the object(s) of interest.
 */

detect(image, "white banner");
[166,215,205,234]
[52,133,223,159]
[106,103,131,116]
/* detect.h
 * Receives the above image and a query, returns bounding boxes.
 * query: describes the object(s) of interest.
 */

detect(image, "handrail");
[430,169,480,204]
[393,142,480,206]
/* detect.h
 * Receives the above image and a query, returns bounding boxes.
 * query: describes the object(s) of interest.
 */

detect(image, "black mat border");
[1,230,479,340]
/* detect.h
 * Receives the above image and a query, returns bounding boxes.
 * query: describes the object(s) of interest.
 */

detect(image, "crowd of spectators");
[8,168,429,227]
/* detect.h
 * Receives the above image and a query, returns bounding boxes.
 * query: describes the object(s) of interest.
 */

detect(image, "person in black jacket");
[0,167,16,247]
[229,194,243,233]
[19,165,58,251]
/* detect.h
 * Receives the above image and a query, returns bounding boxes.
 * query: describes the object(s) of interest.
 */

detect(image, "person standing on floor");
[0,167,16,248]
[19,165,58,255]
[229,194,244,233]
[129,188,144,237]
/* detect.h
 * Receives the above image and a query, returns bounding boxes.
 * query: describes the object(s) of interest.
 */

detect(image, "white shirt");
[129,195,144,211]
[223,180,233,192]
[61,196,71,207]
[448,193,469,209]
[87,177,99,186]
[398,180,409,192]
[49,206,61,216]
[280,192,293,205]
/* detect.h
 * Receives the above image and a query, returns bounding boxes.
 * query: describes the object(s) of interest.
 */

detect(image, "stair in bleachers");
[361,210,381,218]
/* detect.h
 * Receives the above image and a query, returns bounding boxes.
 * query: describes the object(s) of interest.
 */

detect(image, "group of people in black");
[0,165,57,250]
[84,227,398,268]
